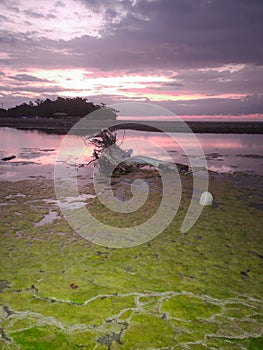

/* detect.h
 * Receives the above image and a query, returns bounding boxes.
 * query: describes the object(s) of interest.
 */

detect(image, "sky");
[0,0,263,115]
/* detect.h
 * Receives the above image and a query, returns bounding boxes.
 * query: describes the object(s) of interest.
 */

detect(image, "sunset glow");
[0,67,249,106]
[0,0,262,115]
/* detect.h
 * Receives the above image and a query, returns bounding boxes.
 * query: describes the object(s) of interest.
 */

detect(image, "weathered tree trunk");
[85,129,189,174]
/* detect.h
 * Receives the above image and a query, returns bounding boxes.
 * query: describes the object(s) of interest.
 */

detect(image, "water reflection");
[0,127,262,181]
[118,130,263,173]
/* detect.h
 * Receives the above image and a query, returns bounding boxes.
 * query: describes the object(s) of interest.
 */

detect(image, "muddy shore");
[0,117,263,134]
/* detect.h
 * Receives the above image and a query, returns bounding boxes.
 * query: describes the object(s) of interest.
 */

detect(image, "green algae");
[206,336,263,350]
[12,326,68,349]
[121,314,176,348]
[0,175,263,349]
[161,294,221,320]
[11,326,97,349]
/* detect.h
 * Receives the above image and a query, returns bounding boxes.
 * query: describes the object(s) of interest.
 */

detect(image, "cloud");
[158,94,263,116]
[24,10,47,19]
[85,93,263,116]
[55,0,65,7]
[0,0,262,114]
[75,0,132,14]
[8,74,52,82]
[1,0,263,72]
[0,14,12,23]
[0,85,59,93]
[73,0,263,70]
[160,65,263,96]
[0,0,20,13]
[24,9,57,20]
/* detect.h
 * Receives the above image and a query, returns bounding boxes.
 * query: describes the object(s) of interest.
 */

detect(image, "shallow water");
[0,127,262,181]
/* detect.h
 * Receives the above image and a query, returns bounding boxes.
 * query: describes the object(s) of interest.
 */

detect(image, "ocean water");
[0,127,262,181]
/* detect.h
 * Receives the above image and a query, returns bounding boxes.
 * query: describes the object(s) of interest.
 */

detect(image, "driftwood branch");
[82,129,189,174]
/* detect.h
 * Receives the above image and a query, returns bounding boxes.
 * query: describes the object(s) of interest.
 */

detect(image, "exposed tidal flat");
[0,170,263,349]
[0,117,263,134]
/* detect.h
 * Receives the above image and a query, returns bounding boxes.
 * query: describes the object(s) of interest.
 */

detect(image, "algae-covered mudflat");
[0,170,263,349]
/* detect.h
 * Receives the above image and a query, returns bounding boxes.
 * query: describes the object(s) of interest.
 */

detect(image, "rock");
[199,191,213,206]
[1,155,16,161]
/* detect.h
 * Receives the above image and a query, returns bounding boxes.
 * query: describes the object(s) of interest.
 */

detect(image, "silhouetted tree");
[0,97,117,119]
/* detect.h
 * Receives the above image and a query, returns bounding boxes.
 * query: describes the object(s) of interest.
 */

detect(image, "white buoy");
[199,191,213,206]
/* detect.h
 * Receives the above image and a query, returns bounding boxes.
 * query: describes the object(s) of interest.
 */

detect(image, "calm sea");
[0,127,262,181]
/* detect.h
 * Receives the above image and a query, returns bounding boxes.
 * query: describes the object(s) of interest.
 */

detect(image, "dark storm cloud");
[74,0,263,70]
[75,0,132,13]
[158,94,263,116]
[24,20,33,26]
[85,92,263,116]
[24,10,47,19]
[81,90,263,115]
[8,74,52,82]
[0,0,20,13]
[0,30,74,68]
[0,30,36,46]
[1,0,263,114]
[162,65,263,95]
[0,14,12,22]
[1,0,263,72]
[55,0,65,7]
[24,10,57,20]
[0,84,74,94]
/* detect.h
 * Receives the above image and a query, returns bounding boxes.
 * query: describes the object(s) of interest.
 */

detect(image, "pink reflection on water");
[117,130,263,174]
[0,127,98,181]
[1,127,263,180]
[0,128,63,164]
[119,131,262,154]
[0,128,94,167]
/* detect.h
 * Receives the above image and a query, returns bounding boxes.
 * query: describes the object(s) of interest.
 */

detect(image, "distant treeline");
[0,97,117,119]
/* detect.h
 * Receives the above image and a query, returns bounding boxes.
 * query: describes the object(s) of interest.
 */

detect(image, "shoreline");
[0,117,263,134]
